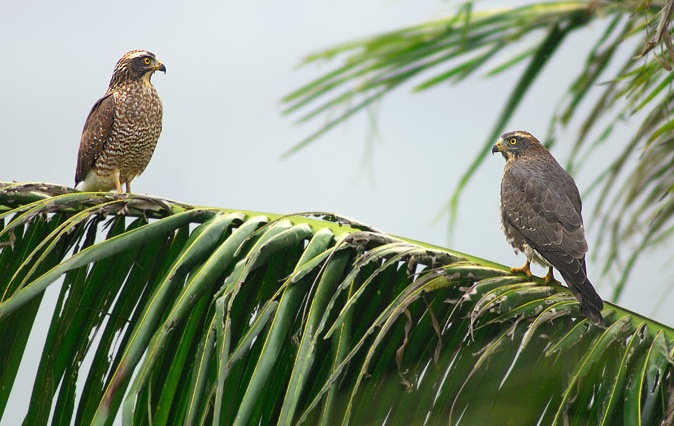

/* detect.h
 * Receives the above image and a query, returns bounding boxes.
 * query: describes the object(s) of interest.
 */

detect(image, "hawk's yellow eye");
[144,57,151,65]
[509,138,517,145]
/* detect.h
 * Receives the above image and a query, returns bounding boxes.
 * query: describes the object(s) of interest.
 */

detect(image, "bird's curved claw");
[510,260,532,280]
[543,267,559,284]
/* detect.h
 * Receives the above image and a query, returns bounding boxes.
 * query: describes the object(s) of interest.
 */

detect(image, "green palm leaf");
[1,182,673,424]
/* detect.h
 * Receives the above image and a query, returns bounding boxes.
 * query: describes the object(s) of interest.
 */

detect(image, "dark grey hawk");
[75,50,166,193]
[492,130,604,325]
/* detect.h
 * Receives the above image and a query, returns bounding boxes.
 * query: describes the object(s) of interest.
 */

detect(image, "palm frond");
[1,183,674,424]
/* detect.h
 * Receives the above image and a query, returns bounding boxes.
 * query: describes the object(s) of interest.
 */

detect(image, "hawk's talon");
[510,260,532,280]
[543,267,559,284]
[115,180,123,194]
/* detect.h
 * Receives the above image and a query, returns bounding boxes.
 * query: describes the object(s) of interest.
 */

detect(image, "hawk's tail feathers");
[562,274,605,326]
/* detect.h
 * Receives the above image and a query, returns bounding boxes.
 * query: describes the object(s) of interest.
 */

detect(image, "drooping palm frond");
[1,182,674,425]
[282,0,674,299]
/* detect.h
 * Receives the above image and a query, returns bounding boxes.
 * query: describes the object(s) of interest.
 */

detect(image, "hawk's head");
[109,50,166,88]
[491,130,544,161]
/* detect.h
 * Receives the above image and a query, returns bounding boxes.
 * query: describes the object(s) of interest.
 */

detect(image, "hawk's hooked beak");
[491,139,505,155]
[154,62,167,73]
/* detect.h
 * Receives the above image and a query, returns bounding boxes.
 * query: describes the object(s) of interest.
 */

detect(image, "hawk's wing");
[501,160,588,267]
[75,93,115,184]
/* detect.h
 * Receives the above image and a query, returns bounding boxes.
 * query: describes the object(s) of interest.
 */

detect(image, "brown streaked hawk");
[75,50,166,193]
[492,130,604,325]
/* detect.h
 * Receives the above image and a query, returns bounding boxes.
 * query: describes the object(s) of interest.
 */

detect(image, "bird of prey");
[75,50,166,193]
[492,130,604,325]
